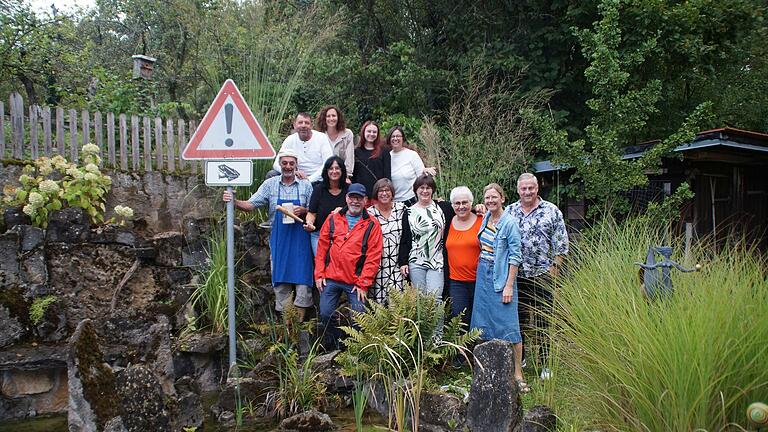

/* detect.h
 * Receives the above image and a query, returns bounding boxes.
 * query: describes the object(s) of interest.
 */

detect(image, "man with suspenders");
[314,183,383,350]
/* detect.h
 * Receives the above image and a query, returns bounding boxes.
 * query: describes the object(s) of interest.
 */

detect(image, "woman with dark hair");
[387,126,436,206]
[367,178,407,304]
[470,183,527,393]
[352,120,391,198]
[316,106,354,181]
[304,156,348,255]
[398,174,453,298]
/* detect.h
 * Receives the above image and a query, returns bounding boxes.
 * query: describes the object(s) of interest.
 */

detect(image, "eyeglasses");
[452,200,471,207]
[347,195,365,201]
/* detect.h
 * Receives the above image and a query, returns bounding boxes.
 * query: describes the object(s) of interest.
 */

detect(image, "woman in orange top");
[444,186,483,328]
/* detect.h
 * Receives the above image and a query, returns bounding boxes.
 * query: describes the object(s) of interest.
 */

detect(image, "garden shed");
[535,127,768,247]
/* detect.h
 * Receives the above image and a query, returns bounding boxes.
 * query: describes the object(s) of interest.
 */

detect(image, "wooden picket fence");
[0,92,202,174]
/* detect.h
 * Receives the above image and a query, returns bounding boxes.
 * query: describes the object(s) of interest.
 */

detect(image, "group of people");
[223,108,569,392]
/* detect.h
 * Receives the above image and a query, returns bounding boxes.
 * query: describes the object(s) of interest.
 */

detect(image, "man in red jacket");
[315,183,383,350]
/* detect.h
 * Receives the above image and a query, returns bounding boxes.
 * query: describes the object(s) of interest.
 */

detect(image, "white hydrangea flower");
[39,180,60,194]
[82,143,100,154]
[85,163,99,173]
[84,173,98,182]
[19,174,33,185]
[28,192,45,206]
[114,205,134,219]
[23,204,37,217]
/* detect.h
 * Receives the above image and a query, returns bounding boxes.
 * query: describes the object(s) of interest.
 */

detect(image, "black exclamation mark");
[224,103,234,147]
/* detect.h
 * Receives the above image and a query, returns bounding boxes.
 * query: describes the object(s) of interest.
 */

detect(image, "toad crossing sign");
[182,80,276,374]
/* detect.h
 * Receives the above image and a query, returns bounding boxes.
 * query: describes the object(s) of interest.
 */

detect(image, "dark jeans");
[318,279,366,351]
[518,272,554,366]
[448,279,475,329]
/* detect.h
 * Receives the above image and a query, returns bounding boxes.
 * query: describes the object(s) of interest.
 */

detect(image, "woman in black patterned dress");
[367,178,406,304]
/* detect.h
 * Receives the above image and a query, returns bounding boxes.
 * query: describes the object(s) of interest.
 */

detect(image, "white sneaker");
[540,367,552,380]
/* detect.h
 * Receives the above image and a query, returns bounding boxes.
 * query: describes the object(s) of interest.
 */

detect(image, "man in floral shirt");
[506,173,569,380]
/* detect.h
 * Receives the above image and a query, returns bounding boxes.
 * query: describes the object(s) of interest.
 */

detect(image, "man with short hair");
[506,172,569,380]
[223,148,314,320]
[314,183,383,350]
[272,112,334,183]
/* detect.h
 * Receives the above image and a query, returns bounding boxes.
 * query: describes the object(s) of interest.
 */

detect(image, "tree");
[525,0,713,215]
[0,4,82,104]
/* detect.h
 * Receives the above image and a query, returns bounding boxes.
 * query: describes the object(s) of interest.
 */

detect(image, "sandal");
[515,378,531,394]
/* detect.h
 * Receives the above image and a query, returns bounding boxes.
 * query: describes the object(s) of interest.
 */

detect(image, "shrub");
[546,219,768,430]
[2,145,118,228]
[336,286,480,431]
[419,66,548,198]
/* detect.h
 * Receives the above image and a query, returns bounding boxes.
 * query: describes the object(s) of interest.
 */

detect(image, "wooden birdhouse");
[131,55,157,80]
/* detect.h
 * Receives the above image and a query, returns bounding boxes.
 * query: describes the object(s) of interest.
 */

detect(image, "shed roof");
[533,127,768,173]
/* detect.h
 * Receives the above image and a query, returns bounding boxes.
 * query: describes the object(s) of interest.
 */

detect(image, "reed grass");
[187,223,230,334]
[545,219,767,431]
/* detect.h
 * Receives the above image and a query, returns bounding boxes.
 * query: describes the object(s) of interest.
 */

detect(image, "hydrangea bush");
[2,144,130,228]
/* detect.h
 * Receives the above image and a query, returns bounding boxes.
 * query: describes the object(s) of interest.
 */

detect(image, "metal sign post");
[226,186,236,368]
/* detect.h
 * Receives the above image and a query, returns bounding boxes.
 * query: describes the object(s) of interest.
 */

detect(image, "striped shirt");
[479,221,498,261]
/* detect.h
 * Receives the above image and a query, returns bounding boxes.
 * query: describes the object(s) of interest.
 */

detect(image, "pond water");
[0,409,390,432]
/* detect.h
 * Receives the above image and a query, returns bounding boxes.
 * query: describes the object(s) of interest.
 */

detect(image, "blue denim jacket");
[479,211,522,292]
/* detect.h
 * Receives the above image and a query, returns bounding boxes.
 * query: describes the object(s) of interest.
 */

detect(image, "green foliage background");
[2,0,767,209]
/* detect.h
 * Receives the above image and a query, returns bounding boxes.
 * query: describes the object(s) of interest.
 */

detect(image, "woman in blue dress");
[470,183,528,393]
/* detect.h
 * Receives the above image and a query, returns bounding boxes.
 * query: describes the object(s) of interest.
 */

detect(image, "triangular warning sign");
[182,80,275,160]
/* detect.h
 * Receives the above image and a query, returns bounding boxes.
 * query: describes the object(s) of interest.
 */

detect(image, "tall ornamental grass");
[550,220,767,431]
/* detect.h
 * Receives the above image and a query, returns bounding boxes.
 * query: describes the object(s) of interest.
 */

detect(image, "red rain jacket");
[314,208,383,291]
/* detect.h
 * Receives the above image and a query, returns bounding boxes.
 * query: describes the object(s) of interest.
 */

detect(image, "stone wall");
[0,206,273,423]
[1,162,218,235]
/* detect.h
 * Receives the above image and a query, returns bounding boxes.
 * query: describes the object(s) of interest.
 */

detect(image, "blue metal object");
[635,246,698,300]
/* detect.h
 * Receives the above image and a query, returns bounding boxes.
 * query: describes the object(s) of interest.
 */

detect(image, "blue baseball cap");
[347,183,367,197]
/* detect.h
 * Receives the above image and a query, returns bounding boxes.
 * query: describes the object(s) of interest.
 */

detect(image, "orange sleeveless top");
[445,216,483,281]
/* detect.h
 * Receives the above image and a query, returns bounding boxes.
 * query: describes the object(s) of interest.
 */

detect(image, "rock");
[90,225,145,248]
[103,417,127,432]
[46,207,91,243]
[67,319,122,432]
[1,369,55,396]
[176,333,227,354]
[172,376,204,431]
[420,391,467,431]
[0,343,67,370]
[115,365,170,432]
[217,377,275,411]
[278,409,335,431]
[18,225,44,252]
[3,207,31,230]
[172,350,224,393]
[0,306,24,348]
[149,232,183,267]
[138,316,176,397]
[217,410,236,428]
[466,340,522,432]
[21,249,48,296]
[182,239,209,268]
[34,301,67,343]
[311,350,339,371]
[518,405,557,432]
[0,228,21,286]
